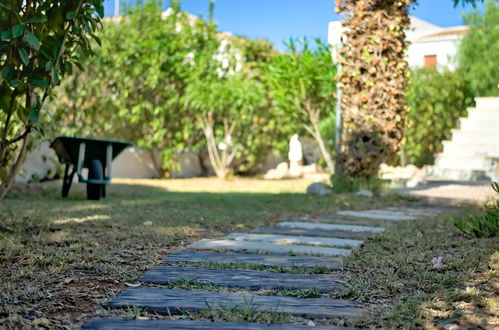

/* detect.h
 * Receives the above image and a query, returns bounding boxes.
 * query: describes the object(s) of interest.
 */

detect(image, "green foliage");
[52,1,280,176]
[453,0,485,6]
[454,182,499,238]
[404,68,473,167]
[266,39,337,172]
[52,1,214,175]
[0,0,103,197]
[185,73,269,177]
[458,0,499,97]
[331,170,384,194]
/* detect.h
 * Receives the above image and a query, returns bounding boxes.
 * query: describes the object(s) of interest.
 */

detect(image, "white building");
[328,16,469,70]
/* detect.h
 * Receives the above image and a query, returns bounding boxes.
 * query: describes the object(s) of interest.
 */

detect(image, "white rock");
[307,320,316,326]
[356,190,374,198]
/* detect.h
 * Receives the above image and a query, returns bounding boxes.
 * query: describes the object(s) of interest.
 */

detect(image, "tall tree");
[335,0,412,182]
[0,0,104,199]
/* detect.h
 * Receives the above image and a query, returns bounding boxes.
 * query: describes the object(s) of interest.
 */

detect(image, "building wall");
[407,38,461,70]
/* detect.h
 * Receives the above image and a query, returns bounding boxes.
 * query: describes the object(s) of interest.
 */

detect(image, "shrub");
[454,182,499,238]
[403,68,473,167]
[458,0,499,97]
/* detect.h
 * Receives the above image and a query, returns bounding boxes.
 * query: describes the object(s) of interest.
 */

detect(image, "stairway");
[428,97,499,181]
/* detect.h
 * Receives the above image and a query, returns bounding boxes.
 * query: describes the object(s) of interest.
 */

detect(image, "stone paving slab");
[107,288,363,318]
[187,239,352,257]
[385,206,459,216]
[336,210,416,221]
[278,222,385,233]
[224,233,362,248]
[252,227,373,240]
[83,319,356,329]
[163,251,343,271]
[139,266,345,292]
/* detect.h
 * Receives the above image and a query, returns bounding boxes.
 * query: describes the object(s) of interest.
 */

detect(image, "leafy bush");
[403,68,473,167]
[454,182,499,238]
[0,0,104,199]
[458,0,499,97]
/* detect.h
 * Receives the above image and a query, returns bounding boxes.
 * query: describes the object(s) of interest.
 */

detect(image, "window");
[424,55,437,69]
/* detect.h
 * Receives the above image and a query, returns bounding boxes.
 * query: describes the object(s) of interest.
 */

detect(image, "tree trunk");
[149,149,166,178]
[312,122,334,173]
[303,102,335,173]
[336,0,411,180]
[0,134,30,200]
[200,116,237,179]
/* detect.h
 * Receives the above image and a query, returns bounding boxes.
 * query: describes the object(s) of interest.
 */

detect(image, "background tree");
[185,74,267,178]
[53,0,210,176]
[403,68,473,167]
[0,0,104,199]
[458,0,499,97]
[266,39,337,172]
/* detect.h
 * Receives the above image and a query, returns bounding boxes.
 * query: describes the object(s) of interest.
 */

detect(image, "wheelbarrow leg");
[62,164,76,198]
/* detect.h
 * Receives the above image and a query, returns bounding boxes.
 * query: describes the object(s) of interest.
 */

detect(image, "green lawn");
[0,178,497,329]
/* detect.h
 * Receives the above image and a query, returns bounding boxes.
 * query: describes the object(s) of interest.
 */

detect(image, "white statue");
[288,134,303,167]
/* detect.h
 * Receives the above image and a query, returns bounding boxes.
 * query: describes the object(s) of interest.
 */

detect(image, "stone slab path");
[224,233,363,247]
[139,265,346,292]
[336,210,417,221]
[252,226,373,240]
[187,239,352,256]
[278,222,385,233]
[83,319,354,329]
[84,207,448,329]
[107,288,362,318]
[164,251,344,271]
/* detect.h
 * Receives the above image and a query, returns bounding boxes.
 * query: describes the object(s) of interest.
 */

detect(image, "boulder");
[356,190,374,198]
[306,182,332,196]
[263,162,289,180]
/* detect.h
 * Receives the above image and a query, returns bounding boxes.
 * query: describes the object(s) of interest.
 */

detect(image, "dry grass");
[0,178,496,329]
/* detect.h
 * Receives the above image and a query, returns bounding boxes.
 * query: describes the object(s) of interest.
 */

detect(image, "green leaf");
[1,65,14,81]
[0,3,20,19]
[25,16,48,24]
[1,30,12,41]
[95,4,105,18]
[28,109,40,124]
[30,78,48,89]
[11,24,25,38]
[66,11,76,20]
[9,78,22,87]
[51,69,60,85]
[45,61,53,72]
[25,31,41,51]
[18,48,29,65]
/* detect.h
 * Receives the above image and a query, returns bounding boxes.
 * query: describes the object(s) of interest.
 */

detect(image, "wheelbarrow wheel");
[87,159,103,200]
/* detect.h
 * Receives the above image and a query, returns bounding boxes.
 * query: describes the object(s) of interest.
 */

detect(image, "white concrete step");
[434,155,495,170]
[466,108,499,121]
[475,97,499,109]
[426,167,493,181]
[459,118,499,132]
[451,130,499,144]
[442,141,499,157]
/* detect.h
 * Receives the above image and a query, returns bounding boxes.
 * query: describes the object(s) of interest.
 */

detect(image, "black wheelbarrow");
[51,137,132,200]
